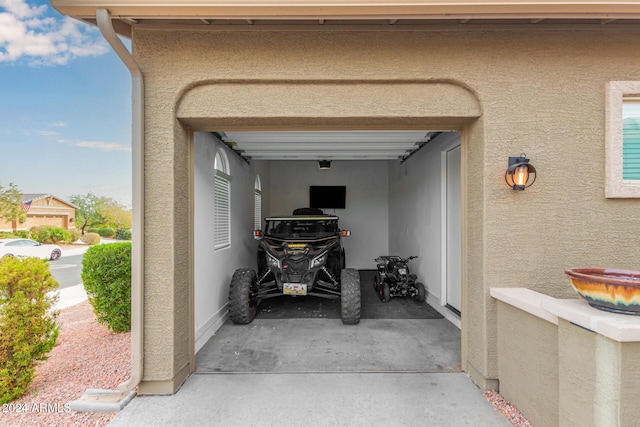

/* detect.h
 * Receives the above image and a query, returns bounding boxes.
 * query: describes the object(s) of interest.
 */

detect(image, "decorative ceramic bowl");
[565,268,640,315]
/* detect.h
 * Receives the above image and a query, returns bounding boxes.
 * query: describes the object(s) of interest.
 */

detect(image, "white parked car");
[0,239,62,261]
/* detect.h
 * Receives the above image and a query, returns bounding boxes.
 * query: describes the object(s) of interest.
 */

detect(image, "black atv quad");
[228,208,361,325]
[373,255,426,303]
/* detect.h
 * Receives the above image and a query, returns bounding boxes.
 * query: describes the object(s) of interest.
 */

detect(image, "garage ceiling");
[217,130,446,161]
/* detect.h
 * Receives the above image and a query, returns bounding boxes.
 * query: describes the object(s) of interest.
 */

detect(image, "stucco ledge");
[543,298,640,342]
[490,288,558,325]
[491,287,640,343]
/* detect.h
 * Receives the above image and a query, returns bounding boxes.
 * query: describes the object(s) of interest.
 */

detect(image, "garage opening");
[193,129,463,373]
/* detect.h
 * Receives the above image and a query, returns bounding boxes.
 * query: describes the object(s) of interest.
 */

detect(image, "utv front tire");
[229,268,258,324]
[340,268,361,324]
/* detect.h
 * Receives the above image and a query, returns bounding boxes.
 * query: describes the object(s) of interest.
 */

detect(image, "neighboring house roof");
[21,194,79,210]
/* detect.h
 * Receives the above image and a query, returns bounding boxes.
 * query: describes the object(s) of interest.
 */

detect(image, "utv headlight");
[267,253,280,270]
[311,253,328,269]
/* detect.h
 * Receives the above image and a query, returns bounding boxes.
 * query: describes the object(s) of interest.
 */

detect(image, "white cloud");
[0,0,109,66]
[37,130,59,137]
[58,138,131,152]
[75,140,131,152]
[1,0,45,18]
[51,121,66,127]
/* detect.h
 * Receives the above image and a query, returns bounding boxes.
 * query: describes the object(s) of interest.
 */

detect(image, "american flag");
[20,201,31,212]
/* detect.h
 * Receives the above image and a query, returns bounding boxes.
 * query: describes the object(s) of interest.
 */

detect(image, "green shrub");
[0,257,59,404]
[34,226,72,244]
[115,228,132,240]
[29,226,43,235]
[97,228,115,238]
[81,242,131,332]
[86,227,100,234]
[0,231,37,240]
[0,231,34,240]
[81,232,101,246]
[69,229,81,243]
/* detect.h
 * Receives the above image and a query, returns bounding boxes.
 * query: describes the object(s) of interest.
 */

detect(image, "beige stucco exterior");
[50,4,640,421]
[494,288,640,426]
[558,320,640,426]
[122,27,640,393]
[497,299,559,427]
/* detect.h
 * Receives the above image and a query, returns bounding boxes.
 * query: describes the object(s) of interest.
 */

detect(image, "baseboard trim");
[427,293,461,329]
[195,304,229,353]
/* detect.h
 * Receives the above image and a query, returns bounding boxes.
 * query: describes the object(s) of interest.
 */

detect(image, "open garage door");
[193,129,463,374]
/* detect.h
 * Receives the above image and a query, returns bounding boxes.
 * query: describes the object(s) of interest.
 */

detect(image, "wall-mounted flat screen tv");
[310,186,346,209]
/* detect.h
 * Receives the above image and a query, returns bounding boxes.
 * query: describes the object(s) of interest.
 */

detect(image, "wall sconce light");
[318,160,332,170]
[505,154,537,190]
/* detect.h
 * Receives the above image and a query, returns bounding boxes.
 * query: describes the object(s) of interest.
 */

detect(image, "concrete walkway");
[108,372,511,426]
[109,315,510,426]
[54,284,88,310]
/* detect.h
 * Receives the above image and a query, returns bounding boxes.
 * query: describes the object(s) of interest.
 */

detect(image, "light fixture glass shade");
[505,155,536,190]
[514,164,529,187]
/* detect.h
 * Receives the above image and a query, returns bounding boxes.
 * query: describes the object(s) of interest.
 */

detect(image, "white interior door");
[442,140,462,314]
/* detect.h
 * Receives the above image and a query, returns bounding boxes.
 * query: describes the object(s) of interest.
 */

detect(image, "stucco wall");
[133,28,640,391]
[558,319,640,427]
[388,132,461,308]
[269,160,389,269]
[497,301,559,427]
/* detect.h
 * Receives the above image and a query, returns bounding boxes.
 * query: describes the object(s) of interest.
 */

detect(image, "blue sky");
[0,0,132,205]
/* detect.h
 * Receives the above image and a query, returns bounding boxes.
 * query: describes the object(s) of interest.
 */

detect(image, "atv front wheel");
[340,268,361,324]
[228,268,258,324]
[373,275,381,291]
[415,282,427,303]
[380,282,391,303]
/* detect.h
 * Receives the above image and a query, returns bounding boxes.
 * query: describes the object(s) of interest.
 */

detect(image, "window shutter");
[214,175,230,249]
[623,118,640,180]
[254,190,262,231]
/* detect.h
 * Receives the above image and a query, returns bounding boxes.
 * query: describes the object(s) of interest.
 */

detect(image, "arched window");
[254,175,262,230]
[214,150,231,249]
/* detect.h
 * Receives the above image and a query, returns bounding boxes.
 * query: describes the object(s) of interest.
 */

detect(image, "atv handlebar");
[375,255,419,264]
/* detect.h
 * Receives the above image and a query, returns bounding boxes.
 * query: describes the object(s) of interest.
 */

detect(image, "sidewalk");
[54,284,88,310]
[50,244,90,310]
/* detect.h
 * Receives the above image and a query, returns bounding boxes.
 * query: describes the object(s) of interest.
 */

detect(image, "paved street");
[48,247,90,310]
[49,253,83,289]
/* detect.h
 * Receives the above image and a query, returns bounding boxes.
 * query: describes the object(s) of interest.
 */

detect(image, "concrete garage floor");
[108,272,511,426]
[196,270,460,374]
[196,318,460,374]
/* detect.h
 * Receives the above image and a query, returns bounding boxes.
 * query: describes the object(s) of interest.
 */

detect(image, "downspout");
[96,8,144,392]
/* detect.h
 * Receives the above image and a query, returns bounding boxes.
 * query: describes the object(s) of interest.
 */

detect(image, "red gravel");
[484,390,533,427]
[3,301,131,427]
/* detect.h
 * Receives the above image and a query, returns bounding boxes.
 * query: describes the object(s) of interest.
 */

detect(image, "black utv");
[228,208,361,325]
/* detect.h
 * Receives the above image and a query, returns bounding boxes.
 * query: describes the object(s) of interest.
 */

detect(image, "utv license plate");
[284,283,307,296]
